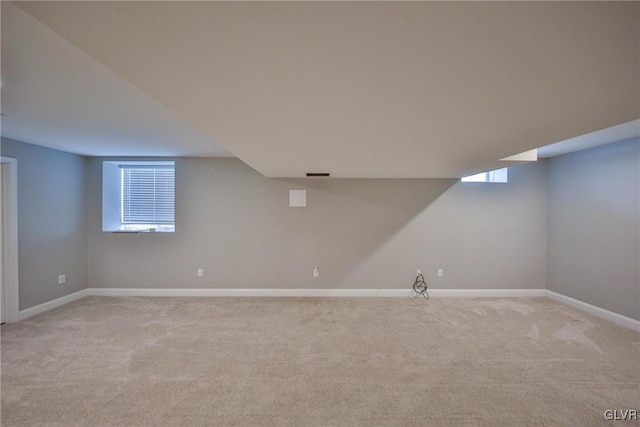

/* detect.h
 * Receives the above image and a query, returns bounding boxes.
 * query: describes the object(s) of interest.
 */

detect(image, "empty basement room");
[1,1,639,426]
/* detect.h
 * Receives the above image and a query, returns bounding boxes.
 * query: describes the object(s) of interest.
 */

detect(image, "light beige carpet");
[1,296,638,426]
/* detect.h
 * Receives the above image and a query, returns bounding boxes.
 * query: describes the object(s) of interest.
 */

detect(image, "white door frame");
[1,156,19,323]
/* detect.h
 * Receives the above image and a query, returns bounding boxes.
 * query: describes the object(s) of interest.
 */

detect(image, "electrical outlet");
[197,268,204,277]
[58,274,66,284]
[313,267,319,278]
[437,268,444,278]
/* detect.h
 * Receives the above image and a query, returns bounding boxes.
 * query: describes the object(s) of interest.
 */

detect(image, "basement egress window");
[461,167,508,183]
[102,161,175,232]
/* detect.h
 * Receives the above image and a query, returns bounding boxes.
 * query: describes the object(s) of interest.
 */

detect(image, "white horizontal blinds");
[121,166,175,224]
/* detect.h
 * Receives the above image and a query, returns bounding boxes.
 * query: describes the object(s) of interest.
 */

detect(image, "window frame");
[102,160,176,233]
[461,167,509,183]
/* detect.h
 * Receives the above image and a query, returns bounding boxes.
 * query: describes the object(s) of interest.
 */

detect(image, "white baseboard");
[88,288,400,297]
[86,288,545,298]
[16,289,639,333]
[427,289,545,298]
[18,289,90,321]
[546,290,640,332]
[15,288,546,321]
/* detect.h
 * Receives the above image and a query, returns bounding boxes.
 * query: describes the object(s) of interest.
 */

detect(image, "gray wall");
[86,157,548,290]
[7,135,639,320]
[547,138,640,320]
[1,138,88,309]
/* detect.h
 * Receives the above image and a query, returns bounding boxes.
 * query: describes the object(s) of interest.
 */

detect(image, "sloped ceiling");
[6,1,640,177]
[1,2,232,157]
[538,120,640,158]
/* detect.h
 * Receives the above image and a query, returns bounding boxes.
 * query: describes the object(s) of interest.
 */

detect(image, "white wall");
[86,157,548,290]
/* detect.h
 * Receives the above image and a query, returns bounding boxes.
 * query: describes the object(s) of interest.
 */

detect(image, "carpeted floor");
[1,296,638,426]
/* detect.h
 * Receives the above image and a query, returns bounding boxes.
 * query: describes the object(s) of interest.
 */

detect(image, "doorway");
[1,156,19,324]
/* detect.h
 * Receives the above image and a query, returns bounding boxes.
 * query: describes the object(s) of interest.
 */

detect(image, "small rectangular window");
[461,167,508,183]
[103,161,175,232]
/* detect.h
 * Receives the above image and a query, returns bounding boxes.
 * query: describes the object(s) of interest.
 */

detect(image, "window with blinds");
[102,160,175,233]
[121,166,175,227]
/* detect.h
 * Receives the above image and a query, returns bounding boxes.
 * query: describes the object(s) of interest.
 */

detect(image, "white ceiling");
[1,3,232,158]
[3,1,639,177]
